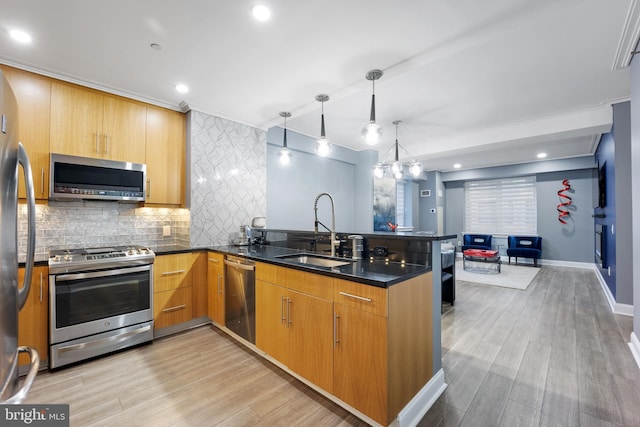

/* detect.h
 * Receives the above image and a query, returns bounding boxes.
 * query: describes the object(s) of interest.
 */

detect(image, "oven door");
[50,264,153,345]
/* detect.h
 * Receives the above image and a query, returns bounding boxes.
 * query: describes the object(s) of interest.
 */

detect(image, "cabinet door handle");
[280,295,286,324]
[208,258,220,263]
[162,304,186,313]
[39,272,43,303]
[217,274,223,294]
[339,291,372,302]
[161,269,186,276]
[95,132,99,154]
[147,179,151,198]
[287,298,292,327]
[334,312,340,347]
[104,133,109,154]
[40,168,44,196]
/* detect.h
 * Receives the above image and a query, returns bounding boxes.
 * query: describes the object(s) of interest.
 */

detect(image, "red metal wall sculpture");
[557,179,572,224]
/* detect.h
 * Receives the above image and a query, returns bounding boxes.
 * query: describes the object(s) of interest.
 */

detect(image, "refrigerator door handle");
[2,347,39,404]
[17,143,35,311]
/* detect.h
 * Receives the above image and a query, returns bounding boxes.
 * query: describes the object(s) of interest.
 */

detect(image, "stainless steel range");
[48,246,155,369]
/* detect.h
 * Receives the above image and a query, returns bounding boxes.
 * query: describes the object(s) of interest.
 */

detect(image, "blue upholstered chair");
[461,234,492,251]
[507,236,542,266]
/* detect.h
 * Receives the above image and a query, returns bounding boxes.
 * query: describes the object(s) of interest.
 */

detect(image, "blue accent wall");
[595,129,616,297]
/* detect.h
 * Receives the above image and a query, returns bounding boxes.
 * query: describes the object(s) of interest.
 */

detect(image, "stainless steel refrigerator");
[0,70,39,404]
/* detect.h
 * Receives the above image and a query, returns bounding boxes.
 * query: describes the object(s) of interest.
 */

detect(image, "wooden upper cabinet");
[50,82,146,163]
[101,96,146,163]
[1,66,51,199]
[145,106,185,206]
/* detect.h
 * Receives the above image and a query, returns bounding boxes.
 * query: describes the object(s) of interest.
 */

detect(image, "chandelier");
[372,120,423,179]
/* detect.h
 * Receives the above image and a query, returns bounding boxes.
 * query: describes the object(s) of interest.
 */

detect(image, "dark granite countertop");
[22,240,432,288]
[151,244,430,288]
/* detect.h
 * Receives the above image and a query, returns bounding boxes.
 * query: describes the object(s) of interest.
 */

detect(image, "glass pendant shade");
[279,147,291,165]
[409,160,423,177]
[316,137,331,157]
[362,121,382,145]
[373,162,385,179]
[390,160,402,175]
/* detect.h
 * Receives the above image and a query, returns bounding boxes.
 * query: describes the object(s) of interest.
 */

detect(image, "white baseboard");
[393,369,447,427]
[630,333,640,372]
[593,266,634,317]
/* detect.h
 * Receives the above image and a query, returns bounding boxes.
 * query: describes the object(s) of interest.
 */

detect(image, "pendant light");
[361,69,384,145]
[315,94,331,157]
[390,120,404,179]
[279,111,292,166]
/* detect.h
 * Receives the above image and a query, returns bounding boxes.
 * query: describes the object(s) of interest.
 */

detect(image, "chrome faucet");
[314,192,339,257]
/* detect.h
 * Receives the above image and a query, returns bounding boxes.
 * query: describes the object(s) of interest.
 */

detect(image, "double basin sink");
[275,253,354,268]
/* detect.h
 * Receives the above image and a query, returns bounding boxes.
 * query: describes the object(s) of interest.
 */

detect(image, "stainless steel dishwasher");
[224,256,256,344]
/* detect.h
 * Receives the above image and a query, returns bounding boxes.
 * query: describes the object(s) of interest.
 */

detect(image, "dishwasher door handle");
[224,259,256,271]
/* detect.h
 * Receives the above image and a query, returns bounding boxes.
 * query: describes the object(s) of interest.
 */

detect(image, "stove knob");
[54,255,61,262]
[64,254,72,261]
[127,249,134,255]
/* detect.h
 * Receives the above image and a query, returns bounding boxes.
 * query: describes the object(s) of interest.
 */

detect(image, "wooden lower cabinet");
[333,302,387,423]
[256,265,334,393]
[153,252,203,331]
[253,261,433,426]
[191,253,208,319]
[17,266,48,366]
[153,287,192,329]
[207,252,225,325]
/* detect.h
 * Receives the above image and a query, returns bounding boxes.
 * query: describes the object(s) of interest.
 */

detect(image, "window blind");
[396,180,405,227]
[464,176,537,235]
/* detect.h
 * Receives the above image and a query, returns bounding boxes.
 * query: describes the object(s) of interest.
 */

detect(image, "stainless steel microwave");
[49,153,146,202]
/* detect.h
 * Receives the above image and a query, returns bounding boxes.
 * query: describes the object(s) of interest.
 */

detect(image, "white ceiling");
[0,0,636,171]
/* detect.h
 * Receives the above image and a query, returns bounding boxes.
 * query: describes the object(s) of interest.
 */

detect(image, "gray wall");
[442,158,596,262]
[266,127,377,232]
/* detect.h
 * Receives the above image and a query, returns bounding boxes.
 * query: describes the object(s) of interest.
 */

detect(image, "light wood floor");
[420,264,640,427]
[24,265,640,426]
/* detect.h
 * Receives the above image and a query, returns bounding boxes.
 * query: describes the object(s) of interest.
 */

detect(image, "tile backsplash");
[18,201,190,259]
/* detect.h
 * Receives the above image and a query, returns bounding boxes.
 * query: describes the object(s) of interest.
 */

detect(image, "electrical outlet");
[163,225,171,236]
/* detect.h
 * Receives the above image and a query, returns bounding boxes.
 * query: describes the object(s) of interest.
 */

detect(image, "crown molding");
[613,0,640,70]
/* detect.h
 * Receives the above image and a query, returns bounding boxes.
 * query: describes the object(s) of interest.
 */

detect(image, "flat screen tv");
[597,161,606,208]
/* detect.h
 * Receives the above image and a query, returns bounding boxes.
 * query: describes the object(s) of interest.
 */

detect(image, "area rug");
[454,259,540,290]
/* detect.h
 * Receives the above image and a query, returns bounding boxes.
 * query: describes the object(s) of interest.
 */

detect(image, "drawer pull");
[339,291,372,302]
[161,269,187,276]
[208,258,221,263]
[162,304,186,313]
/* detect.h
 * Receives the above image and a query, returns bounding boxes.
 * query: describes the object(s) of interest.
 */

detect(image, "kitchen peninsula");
[201,229,454,427]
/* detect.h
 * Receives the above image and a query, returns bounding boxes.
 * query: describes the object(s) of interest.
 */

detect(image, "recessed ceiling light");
[175,84,189,94]
[252,4,271,21]
[537,152,547,158]
[453,163,462,169]
[9,29,32,44]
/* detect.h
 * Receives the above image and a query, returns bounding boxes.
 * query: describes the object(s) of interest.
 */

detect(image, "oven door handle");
[56,324,152,354]
[55,265,152,282]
